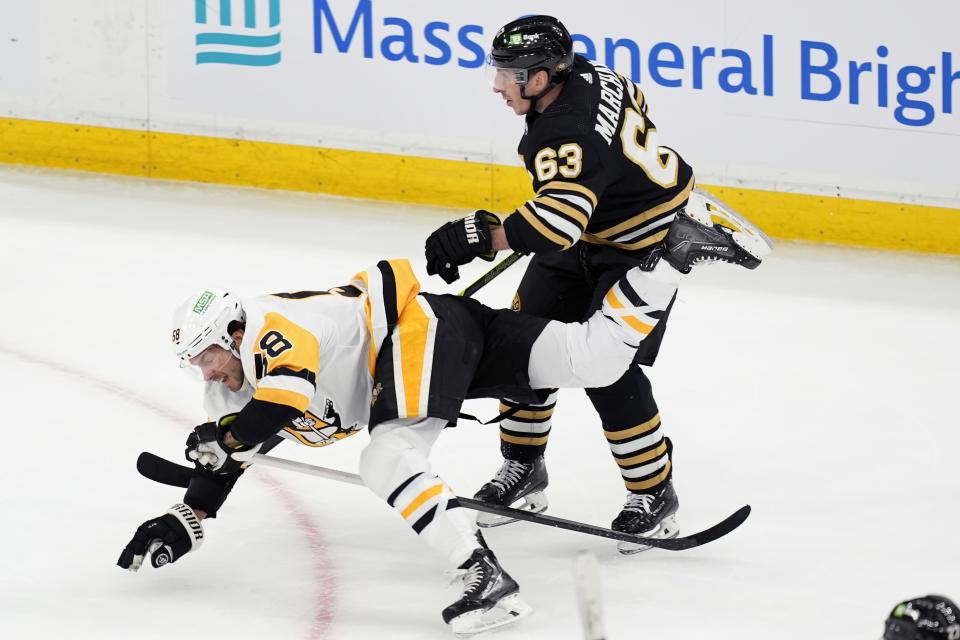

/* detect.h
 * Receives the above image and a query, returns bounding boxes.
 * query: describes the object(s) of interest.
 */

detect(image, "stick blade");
[647,505,752,550]
[137,451,193,488]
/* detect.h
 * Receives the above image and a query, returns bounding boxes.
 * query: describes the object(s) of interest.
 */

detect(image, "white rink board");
[0,0,958,206]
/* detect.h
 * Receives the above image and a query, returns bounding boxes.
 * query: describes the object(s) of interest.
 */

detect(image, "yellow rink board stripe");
[702,186,960,255]
[0,116,528,210]
[2,116,958,254]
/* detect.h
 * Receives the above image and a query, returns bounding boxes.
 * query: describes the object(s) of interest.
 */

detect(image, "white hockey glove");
[117,503,204,572]
[185,414,260,474]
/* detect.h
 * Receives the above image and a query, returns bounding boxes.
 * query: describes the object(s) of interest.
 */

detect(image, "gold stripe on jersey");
[524,197,590,247]
[254,387,311,412]
[351,258,423,376]
[352,269,378,375]
[393,296,436,418]
[508,181,599,250]
[538,180,599,209]
[585,229,669,252]
[582,175,694,250]
[414,297,439,417]
[590,175,693,238]
[252,312,319,411]
[516,202,571,249]
[629,83,645,113]
[401,483,444,519]
[591,200,674,239]
[605,414,661,441]
[535,195,590,229]
[255,373,316,408]
[384,259,421,319]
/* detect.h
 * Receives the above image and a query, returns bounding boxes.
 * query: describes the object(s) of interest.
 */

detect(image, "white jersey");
[198,256,681,449]
[202,259,421,448]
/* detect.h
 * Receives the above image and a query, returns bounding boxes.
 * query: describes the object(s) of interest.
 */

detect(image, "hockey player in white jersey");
[117,257,683,637]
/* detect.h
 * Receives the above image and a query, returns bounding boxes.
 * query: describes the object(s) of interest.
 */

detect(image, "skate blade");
[450,594,533,638]
[617,513,680,555]
[476,492,548,528]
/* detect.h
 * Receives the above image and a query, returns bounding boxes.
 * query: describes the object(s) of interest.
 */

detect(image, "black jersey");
[502,55,695,256]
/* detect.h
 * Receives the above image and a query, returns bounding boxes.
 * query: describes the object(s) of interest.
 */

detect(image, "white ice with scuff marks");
[0,166,957,639]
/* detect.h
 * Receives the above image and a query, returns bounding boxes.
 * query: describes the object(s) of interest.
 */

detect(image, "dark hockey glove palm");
[117,503,205,572]
[425,210,500,284]
[185,413,260,474]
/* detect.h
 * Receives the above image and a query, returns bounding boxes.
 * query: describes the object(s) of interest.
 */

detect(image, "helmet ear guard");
[171,289,246,363]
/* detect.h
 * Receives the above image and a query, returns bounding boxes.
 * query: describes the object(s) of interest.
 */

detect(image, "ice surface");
[0,166,957,639]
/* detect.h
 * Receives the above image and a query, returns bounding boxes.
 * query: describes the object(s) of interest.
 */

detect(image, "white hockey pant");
[358,417,479,567]
[528,260,682,389]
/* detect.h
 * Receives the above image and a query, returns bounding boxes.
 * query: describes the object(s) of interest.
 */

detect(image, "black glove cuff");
[184,467,243,517]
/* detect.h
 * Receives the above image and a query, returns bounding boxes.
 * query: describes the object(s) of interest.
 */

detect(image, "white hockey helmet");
[171,289,246,363]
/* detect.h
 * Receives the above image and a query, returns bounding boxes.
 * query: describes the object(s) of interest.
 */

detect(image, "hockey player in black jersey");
[425,15,771,553]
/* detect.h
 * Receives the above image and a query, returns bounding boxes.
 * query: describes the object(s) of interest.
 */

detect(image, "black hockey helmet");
[883,595,960,640]
[489,15,574,87]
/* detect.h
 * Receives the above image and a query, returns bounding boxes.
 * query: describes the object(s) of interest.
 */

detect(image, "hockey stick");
[138,451,192,488]
[135,434,285,488]
[249,453,751,550]
[457,251,523,298]
[137,451,750,551]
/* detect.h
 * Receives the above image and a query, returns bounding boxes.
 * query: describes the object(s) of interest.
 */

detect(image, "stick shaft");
[251,453,363,485]
[249,453,750,550]
[140,451,749,550]
[457,252,522,298]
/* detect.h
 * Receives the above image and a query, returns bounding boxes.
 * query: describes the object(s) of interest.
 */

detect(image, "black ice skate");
[442,548,532,637]
[662,189,774,274]
[611,479,680,555]
[473,456,549,528]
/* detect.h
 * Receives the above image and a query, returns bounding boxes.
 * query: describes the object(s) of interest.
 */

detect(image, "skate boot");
[663,189,773,274]
[473,456,548,528]
[611,479,680,555]
[442,547,532,638]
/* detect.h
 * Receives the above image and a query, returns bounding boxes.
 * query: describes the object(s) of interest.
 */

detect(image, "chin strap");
[520,81,559,112]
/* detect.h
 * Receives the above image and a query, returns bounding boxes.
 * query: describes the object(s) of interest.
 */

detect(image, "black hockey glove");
[185,414,260,474]
[117,503,205,571]
[425,210,500,284]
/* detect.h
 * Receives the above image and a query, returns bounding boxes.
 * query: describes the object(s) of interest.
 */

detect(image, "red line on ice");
[0,345,337,640]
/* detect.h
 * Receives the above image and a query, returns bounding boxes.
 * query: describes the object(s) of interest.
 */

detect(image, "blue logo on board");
[195,0,281,66]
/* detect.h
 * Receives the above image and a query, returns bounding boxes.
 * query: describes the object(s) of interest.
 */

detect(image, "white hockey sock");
[387,471,479,567]
[528,263,680,390]
[359,418,479,567]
